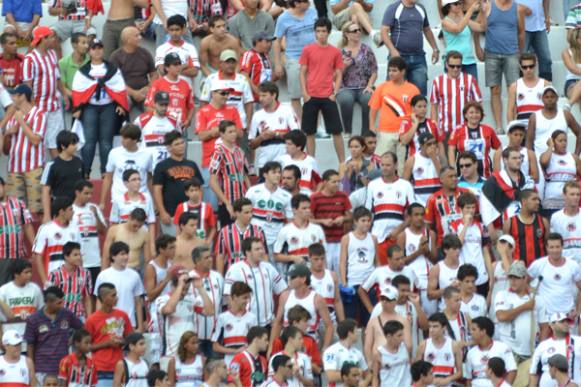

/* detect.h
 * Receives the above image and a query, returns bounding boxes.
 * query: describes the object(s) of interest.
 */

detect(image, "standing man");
[478,0,528,132]
[506,53,549,122]
[102,0,147,59]
[429,51,482,137]
[153,131,203,236]
[23,26,67,158]
[369,57,420,160]
[59,32,89,105]
[299,18,345,162]
[379,0,439,96]
[273,0,317,119]
[519,0,552,82]
[229,0,275,51]
[551,181,581,265]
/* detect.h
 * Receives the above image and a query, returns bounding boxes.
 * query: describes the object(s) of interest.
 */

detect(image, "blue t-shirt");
[274,7,317,60]
[382,1,429,55]
[2,0,42,23]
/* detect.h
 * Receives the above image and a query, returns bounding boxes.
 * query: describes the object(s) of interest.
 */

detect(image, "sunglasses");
[217,91,230,96]
[348,28,361,33]
[521,64,535,70]
[459,163,473,169]
[448,64,462,69]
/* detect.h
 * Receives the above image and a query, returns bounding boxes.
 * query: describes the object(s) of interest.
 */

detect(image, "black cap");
[164,52,182,66]
[418,132,435,146]
[154,91,170,104]
[89,38,104,49]
[252,31,275,45]
[288,264,310,279]
[8,84,32,101]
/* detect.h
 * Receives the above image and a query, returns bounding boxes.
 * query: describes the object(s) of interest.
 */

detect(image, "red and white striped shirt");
[173,201,216,239]
[22,49,61,112]
[48,265,93,318]
[429,73,482,134]
[399,118,444,157]
[32,220,79,276]
[209,143,249,204]
[8,106,47,173]
[0,197,32,259]
[240,49,272,101]
[216,222,266,272]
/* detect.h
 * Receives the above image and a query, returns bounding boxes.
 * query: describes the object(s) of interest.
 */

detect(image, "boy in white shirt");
[458,264,488,319]
[0,260,43,323]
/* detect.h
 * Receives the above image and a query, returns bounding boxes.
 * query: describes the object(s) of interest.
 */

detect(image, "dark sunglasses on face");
[217,91,230,96]
[448,64,462,69]
[521,64,535,70]
[349,28,361,33]
[459,163,473,169]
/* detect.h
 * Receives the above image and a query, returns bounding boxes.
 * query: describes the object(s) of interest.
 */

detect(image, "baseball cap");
[549,354,569,372]
[507,262,527,278]
[89,38,104,49]
[380,285,399,301]
[441,0,460,5]
[210,79,235,92]
[31,26,54,46]
[164,52,182,66]
[8,84,33,101]
[288,264,310,279]
[252,31,275,45]
[154,91,170,104]
[418,132,436,147]
[507,120,528,133]
[2,330,22,346]
[498,234,515,247]
[220,49,238,62]
[548,312,570,323]
[542,85,559,96]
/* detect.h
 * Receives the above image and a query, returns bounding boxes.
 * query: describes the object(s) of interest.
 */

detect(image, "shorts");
[326,242,340,272]
[7,168,43,214]
[333,8,351,30]
[301,97,343,135]
[565,78,579,96]
[284,58,302,100]
[484,51,520,88]
[44,109,66,149]
[52,20,88,41]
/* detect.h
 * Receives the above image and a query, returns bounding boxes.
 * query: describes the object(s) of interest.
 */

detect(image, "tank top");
[311,269,336,322]
[515,78,544,120]
[509,214,546,267]
[283,290,318,334]
[443,17,476,65]
[412,153,441,205]
[148,260,171,298]
[533,109,568,155]
[566,49,581,82]
[448,311,470,343]
[0,355,29,386]
[544,152,577,209]
[175,356,204,387]
[346,232,375,286]
[486,0,518,54]
[377,344,411,386]
[124,357,149,387]
[404,228,432,290]
[424,337,456,381]
[438,260,460,310]
[500,146,530,178]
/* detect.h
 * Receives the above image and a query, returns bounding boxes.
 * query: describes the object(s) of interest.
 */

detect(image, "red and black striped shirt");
[508,214,546,267]
[48,265,93,319]
[209,143,249,204]
[310,191,352,243]
[0,197,32,259]
[216,223,267,272]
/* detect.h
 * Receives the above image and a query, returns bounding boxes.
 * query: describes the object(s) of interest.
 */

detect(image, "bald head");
[121,26,140,46]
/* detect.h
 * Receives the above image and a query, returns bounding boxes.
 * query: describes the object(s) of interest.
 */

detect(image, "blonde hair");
[569,28,581,63]
[339,21,357,48]
[177,331,198,362]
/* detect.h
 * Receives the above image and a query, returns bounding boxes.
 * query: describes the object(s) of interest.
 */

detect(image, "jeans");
[525,30,552,81]
[336,88,372,134]
[399,54,428,96]
[200,167,218,211]
[81,103,118,175]
[96,371,114,387]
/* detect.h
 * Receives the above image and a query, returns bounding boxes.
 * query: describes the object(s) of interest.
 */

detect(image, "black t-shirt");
[153,157,204,215]
[42,156,85,200]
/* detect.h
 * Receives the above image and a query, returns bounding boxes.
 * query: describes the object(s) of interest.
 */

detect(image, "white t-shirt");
[551,209,581,265]
[0,84,12,108]
[527,256,581,315]
[460,293,488,319]
[153,0,189,25]
[530,336,579,387]
[105,146,153,203]
[0,281,43,321]
[273,221,326,274]
[323,342,367,387]
[88,63,112,105]
[451,221,488,286]
[93,267,145,326]
[155,293,202,356]
[109,192,156,224]
[72,203,107,268]
[360,265,418,295]
[465,341,516,387]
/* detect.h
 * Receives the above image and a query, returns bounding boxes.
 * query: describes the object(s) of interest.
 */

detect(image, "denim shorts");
[484,51,520,87]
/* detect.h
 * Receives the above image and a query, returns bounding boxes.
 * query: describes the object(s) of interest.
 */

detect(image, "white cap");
[380,285,399,300]
[210,79,234,92]
[2,330,22,346]
[498,234,515,247]
[442,0,459,6]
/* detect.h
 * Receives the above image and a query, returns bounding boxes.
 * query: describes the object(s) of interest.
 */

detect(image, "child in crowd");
[58,328,98,386]
[173,178,216,244]
[0,259,43,322]
[113,332,149,387]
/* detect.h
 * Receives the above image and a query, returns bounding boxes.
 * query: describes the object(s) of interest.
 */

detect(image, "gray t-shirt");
[382,1,429,55]
[229,9,275,50]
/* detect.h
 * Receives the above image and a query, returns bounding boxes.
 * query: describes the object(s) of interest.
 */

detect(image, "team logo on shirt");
[480,355,489,364]
[517,93,525,101]
[559,159,567,166]
[536,228,543,238]
[0,369,5,376]
[426,352,435,361]
[54,232,62,240]
[537,93,542,99]
[290,237,299,245]
[471,305,479,311]
[444,353,451,361]
[377,192,384,199]
[225,323,233,331]
[568,223,576,231]
[60,320,69,329]
[554,273,562,281]
[416,167,424,176]
[327,284,333,292]
[548,347,556,354]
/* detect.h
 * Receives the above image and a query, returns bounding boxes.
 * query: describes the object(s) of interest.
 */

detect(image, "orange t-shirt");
[368,80,419,133]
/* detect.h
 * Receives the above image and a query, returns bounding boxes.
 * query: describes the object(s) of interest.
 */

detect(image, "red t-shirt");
[424,187,469,245]
[448,124,501,178]
[227,351,268,386]
[298,43,343,98]
[310,191,352,242]
[271,335,322,368]
[85,309,133,372]
[195,104,242,167]
[145,76,193,125]
[0,54,24,87]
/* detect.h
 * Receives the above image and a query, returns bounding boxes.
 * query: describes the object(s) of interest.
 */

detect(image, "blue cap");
[8,84,32,101]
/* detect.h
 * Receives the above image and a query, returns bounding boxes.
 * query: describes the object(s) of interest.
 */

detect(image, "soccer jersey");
[109,192,156,224]
[409,153,441,205]
[448,124,501,178]
[216,222,267,272]
[323,342,368,387]
[377,343,411,387]
[48,265,93,319]
[211,309,256,366]
[515,77,544,120]
[0,197,32,259]
[156,293,203,356]
[32,220,79,275]
[209,143,249,204]
[191,269,224,340]
[173,201,216,239]
[368,80,419,133]
[7,105,47,173]
[195,103,243,167]
[450,220,489,286]
[134,111,177,169]
[425,188,469,245]
[551,209,581,264]
[0,355,30,386]
[199,71,254,125]
[228,351,268,387]
[399,118,444,157]
[145,76,193,125]
[105,146,153,203]
[268,351,313,387]
[531,336,579,387]
[465,341,516,387]
[360,265,418,297]
[240,49,273,100]
[311,269,337,321]
[274,222,326,271]
[71,203,106,269]
[246,183,293,245]
[311,191,352,243]
[460,293,488,319]
[22,48,61,112]
[224,261,287,326]
[154,40,199,82]
[248,103,299,169]
[365,177,415,243]
[58,352,98,387]
[276,153,320,195]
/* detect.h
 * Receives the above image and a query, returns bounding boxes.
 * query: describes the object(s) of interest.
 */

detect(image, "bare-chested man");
[174,212,205,270]
[199,15,241,77]
[103,0,148,59]
[102,208,152,272]
[363,285,411,364]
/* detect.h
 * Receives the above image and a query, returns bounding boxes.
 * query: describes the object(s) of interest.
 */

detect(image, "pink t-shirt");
[299,43,344,98]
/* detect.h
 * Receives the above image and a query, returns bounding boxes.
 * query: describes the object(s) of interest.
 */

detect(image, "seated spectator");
[339,136,379,194]
[59,32,89,109]
[229,0,275,51]
[330,0,373,35]
[336,21,377,137]
[440,0,482,79]
[564,29,581,107]
[227,327,269,386]
[240,32,276,101]
[24,286,83,385]
[85,283,133,386]
[199,16,242,77]
[109,26,157,114]
[1,0,41,46]
[48,0,94,58]
[457,151,486,198]
[41,131,84,223]
[72,38,129,178]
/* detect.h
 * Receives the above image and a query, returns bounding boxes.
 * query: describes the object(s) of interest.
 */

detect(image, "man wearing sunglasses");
[506,53,549,123]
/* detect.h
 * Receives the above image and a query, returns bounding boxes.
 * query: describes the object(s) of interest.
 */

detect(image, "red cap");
[31,26,54,46]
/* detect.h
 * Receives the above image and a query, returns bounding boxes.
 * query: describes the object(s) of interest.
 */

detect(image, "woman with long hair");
[167,331,205,386]
[339,136,379,193]
[564,29,581,108]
